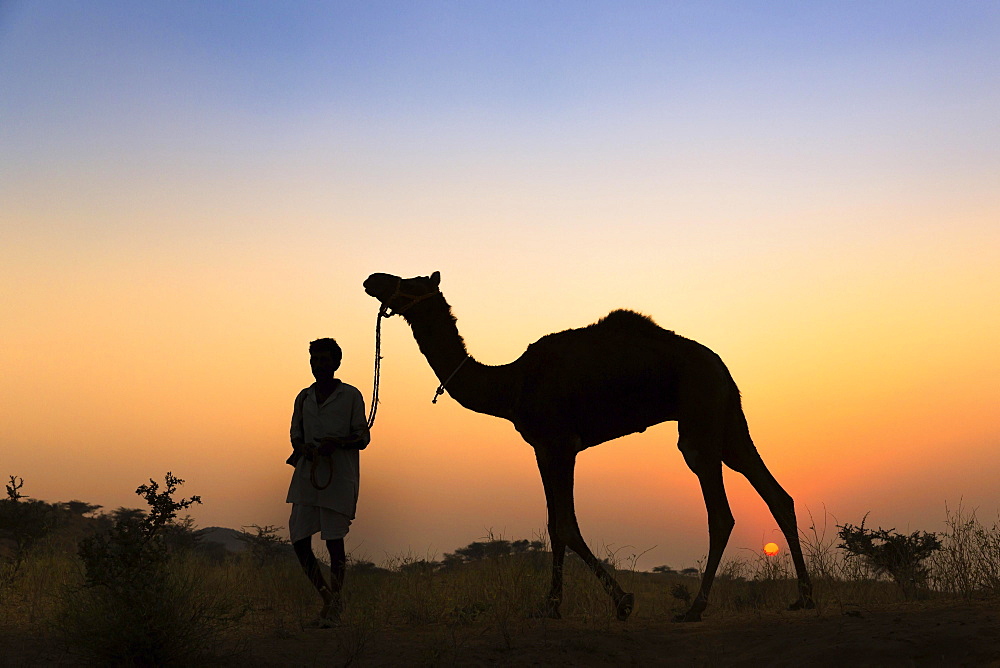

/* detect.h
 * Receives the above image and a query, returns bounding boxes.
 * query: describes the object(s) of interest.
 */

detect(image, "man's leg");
[293,536,332,596]
[326,538,346,618]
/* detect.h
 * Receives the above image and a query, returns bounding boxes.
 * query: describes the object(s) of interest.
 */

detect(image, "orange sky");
[2,3,998,570]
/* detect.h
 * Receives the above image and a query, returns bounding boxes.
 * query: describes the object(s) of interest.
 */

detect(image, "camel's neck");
[401,295,516,420]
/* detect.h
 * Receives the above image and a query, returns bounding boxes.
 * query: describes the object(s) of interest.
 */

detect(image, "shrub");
[837,515,941,599]
[75,473,201,592]
[237,524,292,565]
[60,472,245,666]
[930,503,1000,597]
[1,476,59,586]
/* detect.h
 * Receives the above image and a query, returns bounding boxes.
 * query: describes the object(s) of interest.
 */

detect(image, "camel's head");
[364,271,441,315]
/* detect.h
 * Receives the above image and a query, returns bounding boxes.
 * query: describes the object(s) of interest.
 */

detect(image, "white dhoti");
[289,503,352,542]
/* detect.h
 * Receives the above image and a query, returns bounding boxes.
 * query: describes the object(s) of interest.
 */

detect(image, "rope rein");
[366,305,388,429]
[307,282,456,490]
[309,457,334,491]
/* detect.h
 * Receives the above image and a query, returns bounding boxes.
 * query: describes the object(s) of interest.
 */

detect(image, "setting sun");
[763,543,780,557]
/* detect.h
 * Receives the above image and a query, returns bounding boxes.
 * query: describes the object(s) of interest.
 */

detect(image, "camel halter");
[380,279,440,317]
[376,278,468,405]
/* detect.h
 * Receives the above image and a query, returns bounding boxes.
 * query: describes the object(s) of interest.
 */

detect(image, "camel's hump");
[529,309,677,349]
[596,309,669,332]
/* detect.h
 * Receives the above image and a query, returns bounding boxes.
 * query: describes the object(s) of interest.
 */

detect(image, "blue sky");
[2,1,998,569]
[5,2,998,156]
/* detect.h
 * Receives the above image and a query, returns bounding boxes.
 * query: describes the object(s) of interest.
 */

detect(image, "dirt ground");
[5,598,999,666]
[246,598,1000,667]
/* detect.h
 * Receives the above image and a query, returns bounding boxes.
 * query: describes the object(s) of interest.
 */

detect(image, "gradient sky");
[2,1,998,571]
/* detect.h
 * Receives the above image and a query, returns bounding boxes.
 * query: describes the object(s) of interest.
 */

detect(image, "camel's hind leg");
[724,415,815,611]
[533,443,634,621]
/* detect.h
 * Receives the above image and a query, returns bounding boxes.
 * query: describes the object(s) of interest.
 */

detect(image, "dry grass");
[3,506,999,665]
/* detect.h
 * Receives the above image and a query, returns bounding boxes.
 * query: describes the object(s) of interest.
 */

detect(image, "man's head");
[309,338,342,382]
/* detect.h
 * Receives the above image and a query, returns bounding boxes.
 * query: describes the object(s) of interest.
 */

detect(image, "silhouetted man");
[286,337,370,626]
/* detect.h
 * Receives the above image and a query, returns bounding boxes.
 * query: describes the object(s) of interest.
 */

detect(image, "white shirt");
[285,381,371,518]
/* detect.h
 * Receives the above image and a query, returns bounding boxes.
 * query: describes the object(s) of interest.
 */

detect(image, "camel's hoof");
[306,615,340,629]
[616,593,634,621]
[788,597,816,611]
[673,609,703,623]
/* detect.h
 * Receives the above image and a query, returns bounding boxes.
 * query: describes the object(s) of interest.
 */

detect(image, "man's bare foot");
[307,615,337,629]
[320,587,343,623]
[307,603,341,629]
[303,587,340,628]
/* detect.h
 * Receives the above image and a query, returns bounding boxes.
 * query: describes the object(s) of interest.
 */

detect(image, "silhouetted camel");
[364,271,814,621]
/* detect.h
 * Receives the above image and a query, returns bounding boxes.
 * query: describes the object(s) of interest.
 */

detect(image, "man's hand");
[286,442,306,466]
[317,437,344,456]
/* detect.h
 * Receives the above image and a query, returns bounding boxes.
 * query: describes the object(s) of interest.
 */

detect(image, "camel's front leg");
[676,458,734,622]
[534,443,634,621]
[531,444,568,619]
[540,527,566,619]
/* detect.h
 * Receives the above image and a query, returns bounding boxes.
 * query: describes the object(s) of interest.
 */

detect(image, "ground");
[5,598,998,666]
[242,598,1000,667]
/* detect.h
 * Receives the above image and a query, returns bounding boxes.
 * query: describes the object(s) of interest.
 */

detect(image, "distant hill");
[197,527,248,553]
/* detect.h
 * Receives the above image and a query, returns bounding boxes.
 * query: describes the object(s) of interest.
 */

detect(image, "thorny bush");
[837,515,942,599]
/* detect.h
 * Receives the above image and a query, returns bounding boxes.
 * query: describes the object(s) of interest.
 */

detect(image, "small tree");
[837,515,942,599]
[237,524,290,565]
[61,500,103,517]
[61,473,241,665]
[77,472,201,591]
[444,537,546,565]
[399,558,441,575]
[0,476,58,583]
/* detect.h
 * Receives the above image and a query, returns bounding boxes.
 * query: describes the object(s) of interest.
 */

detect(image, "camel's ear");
[430,271,440,287]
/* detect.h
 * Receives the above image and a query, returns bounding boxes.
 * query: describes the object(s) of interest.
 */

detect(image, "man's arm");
[287,389,308,465]
[316,433,366,455]
[348,389,371,450]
